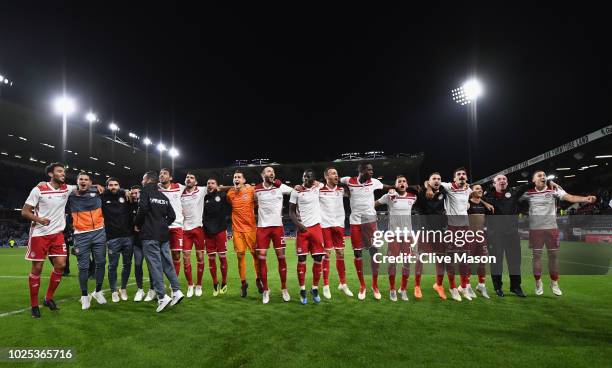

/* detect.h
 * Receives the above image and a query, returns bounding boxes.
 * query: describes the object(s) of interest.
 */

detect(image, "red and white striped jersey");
[25,182,76,237]
[289,185,321,228]
[340,176,383,225]
[181,186,206,231]
[159,182,185,229]
[318,184,345,228]
[520,187,567,229]
[441,182,472,226]
[378,192,417,231]
[254,182,293,227]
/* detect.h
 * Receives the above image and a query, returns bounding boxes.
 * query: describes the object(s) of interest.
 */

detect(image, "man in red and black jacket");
[203,178,231,296]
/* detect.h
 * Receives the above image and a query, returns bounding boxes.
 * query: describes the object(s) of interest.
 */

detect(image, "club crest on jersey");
[89,192,96,197]
[545,193,553,199]
[119,197,125,203]
[505,192,511,198]
[438,194,443,200]
[215,196,221,202]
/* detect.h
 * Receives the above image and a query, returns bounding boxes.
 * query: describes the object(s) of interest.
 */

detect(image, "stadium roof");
[475,124,612,192]
[0,100,182,182]
[190,153,425,186]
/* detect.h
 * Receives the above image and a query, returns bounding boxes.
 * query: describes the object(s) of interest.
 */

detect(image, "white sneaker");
[80,295,91,310]
[134,289,145,302]
[120,289,128,301]
[91,291,107,304]
[156,295,172,313]
[111,291,120,303]
[322,285,332,299]
[389,290,397,302]
[195,285,203,297]
[170,289,184,306]
[400,289,409,301]
[144,289,156,302]
[466,284,477,299]
[187,285,194,298]
[550,281,563,296]
[450,288,462,302]
[357,288,366,300]
[458,286,472,301]
[535,279,544,296]
[281,289,291,302]
[476,283,490,299]
[338,284,354,297]
[372,287,382,300]
[262,290,270,304]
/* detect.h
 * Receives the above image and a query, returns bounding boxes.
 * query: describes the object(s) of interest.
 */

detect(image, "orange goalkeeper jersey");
[226,185,256,233]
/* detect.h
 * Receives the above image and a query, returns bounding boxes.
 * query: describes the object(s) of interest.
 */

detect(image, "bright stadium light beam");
[128,132,139,139]
[143,137,152,145]
[109,122,119,131]
[85,111,98,123]
[168,147,179,158]
[451,77,484,179]
[53,96,77,116]
[157,143,167,152]
[462,79,483,101]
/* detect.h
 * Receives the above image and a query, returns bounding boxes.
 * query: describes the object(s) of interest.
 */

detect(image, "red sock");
[278,256,287,289]
[45,268,63,300]
[336,258,346,284]
[478,263,486,284]
[389,274,396,290]
[322,256,330,286]
[550,272,559,281]
[534,274,542,281]
[435,262,445,286]
[196,261,205,286]
[354,258,365,289]
[207,257,217,285]
[370,257,379,289]
[312,261,322,287]
[184,262,193,286]
[220,255,228,284]
[460,275,468,288]
[259,256,268,291]
[401,274,409,290]
[29,272,41,307]
[173,261,181,276]
[415,260,423,286]
[297,262,306,288]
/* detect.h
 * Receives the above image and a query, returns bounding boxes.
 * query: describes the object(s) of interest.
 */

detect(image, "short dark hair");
[429,171,441,179]
[106,177,120,186]
[185,171,198,181]
[304,168,315,176]
[358,162,373,172]
[396,175,407,180]
[324,167,336,176]
[234,170,245,178]
[143,171,158,184]
[207,177,218,184]
[77,171,91,180]
[130,185,142,191]
[453,167,468,177]
[45,162,64,174]
[261,166,274,174]
[532,169,546,178]
[160,168,172,176]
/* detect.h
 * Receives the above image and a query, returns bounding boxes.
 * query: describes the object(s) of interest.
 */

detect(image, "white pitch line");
[0,279,150,318]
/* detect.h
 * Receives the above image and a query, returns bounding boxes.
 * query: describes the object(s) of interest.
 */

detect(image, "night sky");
[1,4,610,180]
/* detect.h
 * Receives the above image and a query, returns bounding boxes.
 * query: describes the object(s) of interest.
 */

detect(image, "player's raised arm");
[559,191,596,204]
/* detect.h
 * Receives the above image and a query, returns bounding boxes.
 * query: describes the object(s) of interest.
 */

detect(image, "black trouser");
[488,230,522,290]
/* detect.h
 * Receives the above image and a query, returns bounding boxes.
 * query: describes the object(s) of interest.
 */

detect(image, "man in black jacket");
[203,178,230,296]
[101,177,134,303]
[134,171,184,312]
[483,174,529,297]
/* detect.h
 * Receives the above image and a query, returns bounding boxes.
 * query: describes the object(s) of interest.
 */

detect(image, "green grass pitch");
[0,240,610,368]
